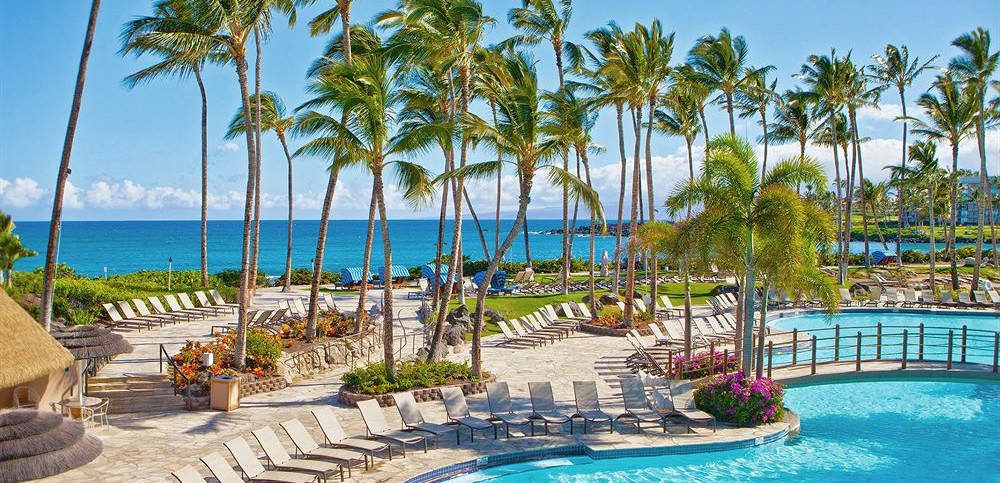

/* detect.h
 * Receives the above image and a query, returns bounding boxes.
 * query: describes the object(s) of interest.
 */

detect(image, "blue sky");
[1,0,997,221]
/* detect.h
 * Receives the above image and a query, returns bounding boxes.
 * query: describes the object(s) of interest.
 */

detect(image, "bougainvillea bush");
[694,371,784,426]
[670,350,739,379]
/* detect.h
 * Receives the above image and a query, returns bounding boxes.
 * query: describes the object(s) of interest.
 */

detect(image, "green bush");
[342,360,484,395]
[273,268,340,287]
[214,269,269,288]
[245,329,283,371]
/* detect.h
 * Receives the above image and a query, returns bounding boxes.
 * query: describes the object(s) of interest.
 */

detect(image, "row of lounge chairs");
[279,295,340,317]
[103,289,236,331]
[614,296,687,320]
[840,287,1000,310]
[496,303,586,348]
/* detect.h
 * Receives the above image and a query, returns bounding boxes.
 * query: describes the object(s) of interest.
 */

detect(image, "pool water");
[446,381,1000,482]
[767,311,1000,366]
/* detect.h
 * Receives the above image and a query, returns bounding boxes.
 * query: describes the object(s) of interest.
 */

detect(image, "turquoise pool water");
[445,381,1000,482]
[767,311,1000,365]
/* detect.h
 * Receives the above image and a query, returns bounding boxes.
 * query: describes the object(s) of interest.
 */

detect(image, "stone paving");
[45,288,787,483]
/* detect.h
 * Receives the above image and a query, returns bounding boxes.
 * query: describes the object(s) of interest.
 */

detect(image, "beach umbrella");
[600,251,609,277]
[0,409,102,483]
[49,324,132,404]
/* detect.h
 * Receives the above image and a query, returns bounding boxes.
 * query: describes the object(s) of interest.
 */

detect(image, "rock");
[416,300,433,325]
[443,323,467,347]
[483,308,506,325]
[599,293,620,305]
[581,294,603,310]
[446,305,472,329]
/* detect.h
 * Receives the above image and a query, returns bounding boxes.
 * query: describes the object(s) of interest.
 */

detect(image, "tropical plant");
[842,57,881,270]
[868,44,937,259]
[734,65,776,175]
[0,212,37,288]
[767,89,813,159]
[225,91,297,292]
[688,28,761,134]
[694,371,784,426]
[889,141,945,289]
[39,0,102,330]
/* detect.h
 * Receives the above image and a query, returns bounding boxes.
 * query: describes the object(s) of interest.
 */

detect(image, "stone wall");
[278,331,380,383]
[338,379,493,408]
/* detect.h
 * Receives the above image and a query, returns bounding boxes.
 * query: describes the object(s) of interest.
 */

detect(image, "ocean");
[11,219,981,278]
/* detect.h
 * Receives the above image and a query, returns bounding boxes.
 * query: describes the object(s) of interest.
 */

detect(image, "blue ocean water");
[11,219,978,278]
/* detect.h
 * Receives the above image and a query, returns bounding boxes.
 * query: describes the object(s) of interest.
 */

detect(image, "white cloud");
[0,177,45,208]
[857,103,903,122]
[63,181,84,209]
[215,141,240,153]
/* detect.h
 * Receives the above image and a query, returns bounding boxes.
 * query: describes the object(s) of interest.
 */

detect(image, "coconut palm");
[907,73,977,289]
[445,52,602,377]
[868,44,937,260]
[734,66,776,175]
[39,0,101,330]
[889,141,944,289]
[0,212,37,288]
[949,28,999,289]
[842,59,881,270]
[674,64,713,154]
[295,43,436,378]
[767,89,813,159]
[121,0,219,288]
[122,0,280,367]
[665,134,830,371]
[799,50,852,284]
[688,28,763,134]
[225,91,297,292]
[859,179,890,250]
[506,0,574,293]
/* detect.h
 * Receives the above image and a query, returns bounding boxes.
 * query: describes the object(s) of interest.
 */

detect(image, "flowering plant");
[591,308,653,329]
[169,328,282,394]
[693,371,784,426]
[670,350,738,379]
[278,311,357,342]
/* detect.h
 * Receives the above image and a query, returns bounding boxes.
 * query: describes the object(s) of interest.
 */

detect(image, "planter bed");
[338,377,494,408]
[579,323,652,337]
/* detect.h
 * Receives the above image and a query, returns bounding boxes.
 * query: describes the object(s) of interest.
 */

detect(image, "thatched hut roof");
[0,409,102,483]
[49,325,133,360]
[0,291,73,389]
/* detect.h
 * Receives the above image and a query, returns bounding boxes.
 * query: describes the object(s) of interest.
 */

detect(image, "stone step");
[88,380,173,391]
[89,375,169,384]
[88,387,177,398]
[106,394,185,413]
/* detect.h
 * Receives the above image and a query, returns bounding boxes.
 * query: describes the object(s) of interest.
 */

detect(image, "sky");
[1,0,998,222]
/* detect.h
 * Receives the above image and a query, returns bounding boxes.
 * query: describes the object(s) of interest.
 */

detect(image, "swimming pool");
[442,380,1000,482]
[766,310,1000,366]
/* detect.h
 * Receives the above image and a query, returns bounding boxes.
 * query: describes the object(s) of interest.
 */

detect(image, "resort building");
[901,175,1000,226]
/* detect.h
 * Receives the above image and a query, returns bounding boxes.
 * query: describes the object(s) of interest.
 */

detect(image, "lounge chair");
[957,291,980,309]
[883,289,900,307]
[248,428,343,482]
[667,380,717,432]
[617,377,667,433]
[407,278,431,300]
[527,382,572,434]
[133,297,187,324]
[321,293,339,312]
[901,289,919,308]
[571,381,613,434]
[986,290,1000,310]
[838,288,856,307]
[693,317,731,342]
[171,465,208,483]
[196,290,237,314]
[151,295,204,320]
[496,320,529,347]
[972,291,993,309]
[118,300,172,326]
[509,318,556,345]
[310,407,393,460]
[179,292,227,317]
[439,386,497,441]
[657,295,685,318]
[356,399,428,455]
[485,382,535,437]
[864,287,882,307]
[209,289,239,311]
[279,418,368,474]
[939,291,959,308]
[647,323,678,346]
[531,311,575,336]
[102,303,155,330]
[165,294,217,318]
[524,313,570,339]
[919,290,937,308]
[216,440,317,483]
[392,392,459,444]
[201,451,314,483]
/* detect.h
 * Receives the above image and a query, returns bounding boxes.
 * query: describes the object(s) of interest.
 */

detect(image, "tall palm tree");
[39,0,102,330]
[226,92,297,292]
[889,141,944,289]
[123,0,275,367]
[735,66,776,175]
[843,59,881,270]
[507,0,574,293]
[447,52,602,377]
[907,74,977,290]
[295,42,436,378]
[665,134,829,371]
[688,28,759,134]
[868,44,937,260]
[303,1,353,340]
[860,179,890,250]
[950,28,999,289]
[121,0,217,288]
[767,89,813,159]
[0,212,37,288]
[799,50,851,284]
[674,64,712,155]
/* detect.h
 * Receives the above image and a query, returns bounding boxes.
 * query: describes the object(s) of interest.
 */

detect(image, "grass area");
[319,287,359,294]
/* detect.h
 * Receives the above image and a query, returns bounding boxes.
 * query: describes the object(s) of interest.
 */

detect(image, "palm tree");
[907,73,977,290]
[295,42,435,378]
[843,59,881,270]
[890,141,944,289]
[123,0,275,367]
[868,44,937,260]
[0,212,37,288]
[39,0,101,330]
[799,50,851,285]
[688,28,759,134]
[735,66,776,175]
[665,134,830,371]
[767,89,813,159]
[121,0,217,288]
[447,52,602,377]
[303,1,354,340]
[674,64,713,155]
[507,0,574,293]
[860,179,890,250]
[950,28,999,289]
[225,92,297,292]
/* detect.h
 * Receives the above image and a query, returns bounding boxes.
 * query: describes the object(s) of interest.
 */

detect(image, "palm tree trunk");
[568,150,580,259]
[374,171,396,378]
[581,147,597,321]
[760,110,768,177]
[972,96,987,290]
[830,113,845,285]
[491,101,501,256]
[560,146,570,295]
[521,174,533,269]
[612,103,627,294]
[699,106,710,159]
[755,279,769,378]
[742,225,756,372]
[278,131,294,292]
[872,202,888,250]
[427,146,452,361]
[929,183,937,291]
[233,53,258,369]
[464,188,490,259]
[195,66,209,288]
[950,143,960,290]
[356,191,377,320]
[39,0,101,330]
[472,174,534,377]
[844,142,854,273]
[645,95,658,314]
[249,29,263,298]
[624,105,642,327]
[726,91,736,135]
[897,87,907,263]
[852,110,870,270]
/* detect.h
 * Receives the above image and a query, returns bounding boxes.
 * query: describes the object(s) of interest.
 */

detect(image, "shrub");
[169,328,283,392]
[278,311,357,341]
[214,269,269,288]
[342,360,485,395]
[670,350,738,379]
[590,309,653,329]
[273,268,340,287]
[694,371,784,426]
[245,329,283,370]
[900,249,928,264]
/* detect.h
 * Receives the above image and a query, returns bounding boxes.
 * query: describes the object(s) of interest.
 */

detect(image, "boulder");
[443,323,467,347]
[599,293,621,305]
[581,294,603,310]
[483,308,506,325]
[446,305,472,329]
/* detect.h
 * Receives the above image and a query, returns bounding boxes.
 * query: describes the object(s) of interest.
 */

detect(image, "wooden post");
[961,325,967,363]
[708,341,715,376]
[901,330,908,370]
[855,331,862,371]
[791,328,798,366]
[722,349,729,375]
[834,324,840,361]
[767,340,773,379]
[993,332,998,373]
[918,323,924,360]
[876,323,882,360]
[810,335,817,375]
[947,330,953,370]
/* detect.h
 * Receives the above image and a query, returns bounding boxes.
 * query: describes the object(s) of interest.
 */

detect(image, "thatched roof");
[49,325,133,360]
[0,291,73,389]
[0,409,102,483]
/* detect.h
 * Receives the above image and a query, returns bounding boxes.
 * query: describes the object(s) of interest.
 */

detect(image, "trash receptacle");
[210,375,240,411]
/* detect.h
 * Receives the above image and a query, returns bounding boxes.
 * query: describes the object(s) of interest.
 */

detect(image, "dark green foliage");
[273,268,340,286]
[342,360,485,395]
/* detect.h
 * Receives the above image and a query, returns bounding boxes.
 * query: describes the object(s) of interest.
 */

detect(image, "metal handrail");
[159,344,192,397]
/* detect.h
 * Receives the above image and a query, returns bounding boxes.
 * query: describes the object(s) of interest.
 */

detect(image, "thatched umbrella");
[49,324,132,403]
[0,409,102,483]
[0,291,73,390]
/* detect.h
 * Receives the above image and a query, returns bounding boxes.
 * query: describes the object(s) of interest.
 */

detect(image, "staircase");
[86,375,185,414]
